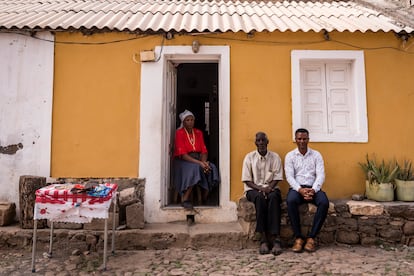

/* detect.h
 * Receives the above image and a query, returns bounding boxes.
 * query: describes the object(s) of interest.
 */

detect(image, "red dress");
[173,127,219,195]
[173,128,207,157]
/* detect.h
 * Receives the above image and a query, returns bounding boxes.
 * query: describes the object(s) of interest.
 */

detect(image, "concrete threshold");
[116,221,248,250]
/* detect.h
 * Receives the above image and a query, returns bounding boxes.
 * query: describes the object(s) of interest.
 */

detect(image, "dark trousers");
[286,188,329,239]
[246,189,282,236]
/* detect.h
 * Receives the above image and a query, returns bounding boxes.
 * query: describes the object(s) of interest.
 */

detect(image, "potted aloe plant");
[359,155,398,202]
[395,160,414,201]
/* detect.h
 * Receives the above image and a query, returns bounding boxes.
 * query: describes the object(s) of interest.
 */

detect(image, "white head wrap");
[179,109,195,128]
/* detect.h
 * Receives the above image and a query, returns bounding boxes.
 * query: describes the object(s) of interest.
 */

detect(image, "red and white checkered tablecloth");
[34,183,118,223]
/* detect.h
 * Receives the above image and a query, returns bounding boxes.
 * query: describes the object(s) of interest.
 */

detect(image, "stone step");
[0,222,255,252]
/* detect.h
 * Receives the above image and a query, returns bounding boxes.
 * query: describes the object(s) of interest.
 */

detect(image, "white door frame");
[162,60,177,206]
[140,45,236,223]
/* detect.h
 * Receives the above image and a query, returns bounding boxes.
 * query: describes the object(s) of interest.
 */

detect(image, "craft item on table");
[87,184,112,198]
[70,184,95,194]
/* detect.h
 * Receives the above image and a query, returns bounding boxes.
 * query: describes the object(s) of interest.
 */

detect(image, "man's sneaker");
[304,237,316,252]
[292,238,304,253]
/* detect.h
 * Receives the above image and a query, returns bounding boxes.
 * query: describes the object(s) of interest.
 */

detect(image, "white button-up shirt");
[284,147,325,192]
[242,150,283,192]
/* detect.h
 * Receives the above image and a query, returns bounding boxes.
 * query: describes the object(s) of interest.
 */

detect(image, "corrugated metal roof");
[357,0,414,30]
[0,0,412,33]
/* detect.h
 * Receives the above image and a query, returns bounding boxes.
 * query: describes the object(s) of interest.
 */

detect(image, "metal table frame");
[31,191,118,273]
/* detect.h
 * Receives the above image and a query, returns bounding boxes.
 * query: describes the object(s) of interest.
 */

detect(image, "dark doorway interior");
[169,63,219,207]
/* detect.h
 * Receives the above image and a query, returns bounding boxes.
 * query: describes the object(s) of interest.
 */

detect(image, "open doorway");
[141,45,235,223]
[168,63,220,207]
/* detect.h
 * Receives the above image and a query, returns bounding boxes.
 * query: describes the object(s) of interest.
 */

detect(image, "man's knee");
[268,190,281,200]
[319,199,329,210]
[286,190,301,205]
[255,192,267,203]
[315,192,329,208]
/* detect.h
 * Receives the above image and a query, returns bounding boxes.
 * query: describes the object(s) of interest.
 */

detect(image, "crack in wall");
[0,143,23,154]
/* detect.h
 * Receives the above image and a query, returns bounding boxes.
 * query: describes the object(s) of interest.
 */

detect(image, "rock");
[237,197,256,222]
[71,249,81,256]
[352,194,365,201]
[83,212,119,230]
[0,202,16,226]
[119,187,138,207]
[336,230,360,244]
[379,228,402,241]
[347,201,384,216]
[47,221,82,229]
[126,202,144,229]
[403,221,414,235]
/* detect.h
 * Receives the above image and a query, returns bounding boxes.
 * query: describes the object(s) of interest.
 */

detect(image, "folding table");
[31,183,118,272]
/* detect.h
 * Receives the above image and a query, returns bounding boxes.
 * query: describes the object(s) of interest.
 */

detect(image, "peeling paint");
[0,143,23,154]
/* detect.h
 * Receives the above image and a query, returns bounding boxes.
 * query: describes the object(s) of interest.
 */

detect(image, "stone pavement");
[1,244,413,275]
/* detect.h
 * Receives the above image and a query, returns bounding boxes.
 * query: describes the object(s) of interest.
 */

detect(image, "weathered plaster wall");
[51,31,414,204]
[0,32,54,213]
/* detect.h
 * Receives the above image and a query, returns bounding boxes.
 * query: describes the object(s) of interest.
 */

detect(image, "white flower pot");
[395,179,414,201]
[365,180,394,202]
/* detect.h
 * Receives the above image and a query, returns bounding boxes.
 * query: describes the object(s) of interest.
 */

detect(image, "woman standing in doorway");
[173,110,219,209]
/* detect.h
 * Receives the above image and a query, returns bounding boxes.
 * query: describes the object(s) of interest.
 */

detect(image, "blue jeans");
[286,188,329,239]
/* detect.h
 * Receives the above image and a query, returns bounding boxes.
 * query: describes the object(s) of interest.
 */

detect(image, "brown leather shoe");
[304,237,316,252]
[292,238,304,253]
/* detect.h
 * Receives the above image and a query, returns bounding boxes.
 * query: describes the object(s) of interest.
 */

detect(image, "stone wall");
[237,197,414,247]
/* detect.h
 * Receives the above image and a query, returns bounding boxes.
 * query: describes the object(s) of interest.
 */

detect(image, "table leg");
[31,219,38,273]
[103,218,108,271]
[111,193,117,254]
[48,221,54,257]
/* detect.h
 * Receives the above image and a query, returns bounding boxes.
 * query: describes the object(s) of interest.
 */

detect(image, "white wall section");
[0,32,54,217]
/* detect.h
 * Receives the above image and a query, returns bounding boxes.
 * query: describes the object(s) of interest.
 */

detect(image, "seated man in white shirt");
[284,128,329,253]
[242,132,283,255]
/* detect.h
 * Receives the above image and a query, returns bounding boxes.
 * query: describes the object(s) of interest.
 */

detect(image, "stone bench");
[237,197,414,247]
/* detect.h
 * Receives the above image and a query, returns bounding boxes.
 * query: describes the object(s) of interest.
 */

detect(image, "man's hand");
[261,186,274,195]
[299,187,315,201]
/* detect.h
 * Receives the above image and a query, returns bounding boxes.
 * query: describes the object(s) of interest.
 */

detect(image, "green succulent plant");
[359,154,399,184]
[396,160,414,181]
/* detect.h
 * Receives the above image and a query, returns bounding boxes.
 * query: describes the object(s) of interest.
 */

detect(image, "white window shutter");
[300,63,328,134]
[326,63,353,135]
[291,50,368,142]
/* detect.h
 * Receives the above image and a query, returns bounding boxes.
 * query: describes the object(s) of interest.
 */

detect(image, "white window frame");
[291,50,368,142]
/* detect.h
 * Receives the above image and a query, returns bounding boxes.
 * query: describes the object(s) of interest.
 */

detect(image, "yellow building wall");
[52,31,414,200]
[52,33,157,177]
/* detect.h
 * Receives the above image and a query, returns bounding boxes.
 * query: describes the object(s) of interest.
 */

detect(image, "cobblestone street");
[1,244,413,275]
